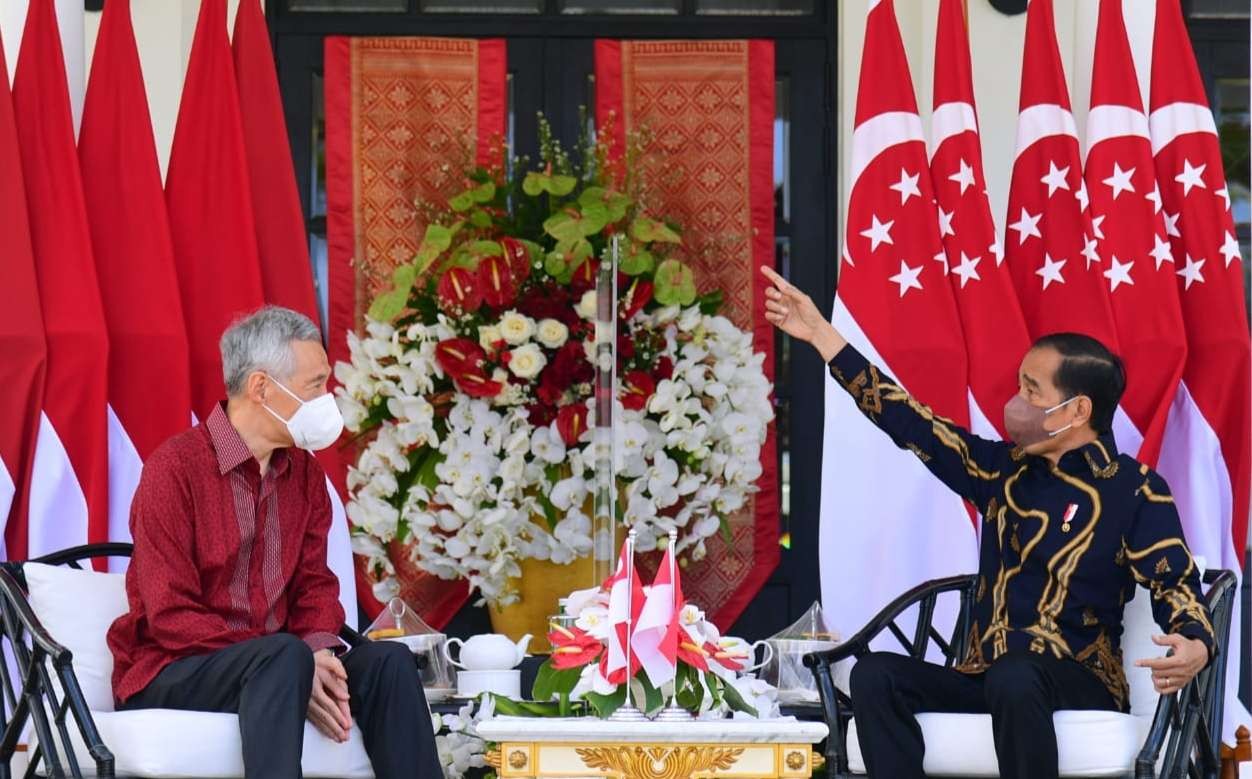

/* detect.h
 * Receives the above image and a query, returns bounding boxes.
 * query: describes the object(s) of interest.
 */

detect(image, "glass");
[311,73,327,219]
[287,0,407,10]
[775,237,791,525]
[421,0,542,10]
[560,0,680,13]
[775,77,791,225]
[1187,0,1250,18]
[696,0,813,13]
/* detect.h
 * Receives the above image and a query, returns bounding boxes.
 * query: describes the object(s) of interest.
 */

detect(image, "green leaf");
[718,675,758,718]
[718,514,733,545]
[548,174,577,196]
[703,672,724,710]
[535,490,560,532]
[469,240,503,258]
[630,216,682,244]
[414,224,456,276]
[471,180,497,203]
[584,688,627,719]
[635,673,664,715]
[469,209,493,229]
[545,250,572,282]
[448,190,476,212]
[366,263,419,321]
[579,203,610,236]
[697,289,724,315]
[522,171,578,197]
[578,187,631,223]
[413,449,443,491]
[532,661,583,702]
[522,172,546,197]
[543,210,584,244]
[654,259,697,306]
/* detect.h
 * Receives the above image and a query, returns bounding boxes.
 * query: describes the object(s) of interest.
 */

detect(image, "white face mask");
[263,375,344,451]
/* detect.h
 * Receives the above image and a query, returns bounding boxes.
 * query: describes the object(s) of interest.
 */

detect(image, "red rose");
[527,403,556,428]
[621,371,656,411]
[556,404,589,446]
[537,375,564,406]
[620,278,653,321]
[617,333,636,360]
[477,254,517,310]
[500,236,531,280]
[518,284,573,323]
[436,267,482,313]
[570,259,600,295]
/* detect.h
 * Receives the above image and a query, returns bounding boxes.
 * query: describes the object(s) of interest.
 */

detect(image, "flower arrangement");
[531,584,780,720]
[335,115,774,607]
[432,698,490,778]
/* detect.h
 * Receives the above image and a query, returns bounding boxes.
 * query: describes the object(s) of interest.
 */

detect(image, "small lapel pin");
[1061,502,1078,533]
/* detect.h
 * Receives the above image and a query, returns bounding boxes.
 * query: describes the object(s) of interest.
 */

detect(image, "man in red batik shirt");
[107,306,442,778]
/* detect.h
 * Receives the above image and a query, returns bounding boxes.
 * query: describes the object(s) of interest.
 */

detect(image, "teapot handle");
[443,637,468,671]
[744,640,774,673]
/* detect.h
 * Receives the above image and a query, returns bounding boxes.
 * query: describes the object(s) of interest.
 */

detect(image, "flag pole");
[609,528,647,721]
[655,529,692,721]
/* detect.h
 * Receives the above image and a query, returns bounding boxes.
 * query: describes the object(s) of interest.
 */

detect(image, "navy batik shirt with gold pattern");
[828,346,1214,712]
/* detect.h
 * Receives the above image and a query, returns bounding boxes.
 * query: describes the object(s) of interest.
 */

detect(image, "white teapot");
[443,633,532,671]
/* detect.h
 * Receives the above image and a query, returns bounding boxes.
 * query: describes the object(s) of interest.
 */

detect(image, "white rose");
[536,318,569,349]
[478,324,503,351]
[576,290,598,320]
[507,343,547,380]
[498,311,536,345]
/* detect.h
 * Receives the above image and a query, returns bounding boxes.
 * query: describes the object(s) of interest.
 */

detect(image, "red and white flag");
[79,0,191,561]
[631,544,680,687]
[1148,0,1251,742]
[820,0,976,643]
[1003,0,1139,453]
[233,0,357,626]
[602,540,644,685]
[1083,0,1185,467]
[166,0,265,421]
[930,0,1031,440]
[0,33,46,558]
[12,0,111,562]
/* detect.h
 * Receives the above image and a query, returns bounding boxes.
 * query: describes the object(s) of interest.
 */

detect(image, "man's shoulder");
[1113,455,1173,500]
[143,427,213,477]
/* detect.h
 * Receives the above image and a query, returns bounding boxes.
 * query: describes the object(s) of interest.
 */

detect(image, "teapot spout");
[515,634,533,665]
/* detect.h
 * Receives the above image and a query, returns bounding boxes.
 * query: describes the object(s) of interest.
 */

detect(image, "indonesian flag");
[1003,0,1139,454]
[930,0,1031,440]
[233,0,357,627]
[0,34,46,558]
[12,0,111,563]
[79,0,192,565]
[602,540,644,685]
[631,545,680,688]
[1148,0,1251,743]
[1083,0,1185,467]
[166,0,265,420]
[820,0,976,644]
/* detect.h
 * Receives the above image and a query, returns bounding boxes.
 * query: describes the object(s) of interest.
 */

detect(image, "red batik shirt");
[108,403,345,703]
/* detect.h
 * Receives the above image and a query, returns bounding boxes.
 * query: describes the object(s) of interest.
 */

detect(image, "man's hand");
[1135,634,1209,696]
[308,649,352,743]
[760,266,847,362]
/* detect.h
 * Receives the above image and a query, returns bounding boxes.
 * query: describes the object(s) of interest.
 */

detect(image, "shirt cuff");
[827,343,869,387]
[1175,622,1216,666]
[302,631,346,654]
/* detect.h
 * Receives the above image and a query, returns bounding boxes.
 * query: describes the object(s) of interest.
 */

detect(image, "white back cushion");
[24,563,128,712]
[1120,556,1207,718]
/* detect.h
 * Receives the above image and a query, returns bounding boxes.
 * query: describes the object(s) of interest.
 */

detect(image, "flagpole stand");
[653,702,694,722]
[607,701,649,722]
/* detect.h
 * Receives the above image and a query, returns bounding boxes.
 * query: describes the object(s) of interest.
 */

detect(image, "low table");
[477,716,828,778]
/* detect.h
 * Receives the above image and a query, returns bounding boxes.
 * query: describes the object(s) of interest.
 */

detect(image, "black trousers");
[120,633,443,779]
[849,651,1116,779]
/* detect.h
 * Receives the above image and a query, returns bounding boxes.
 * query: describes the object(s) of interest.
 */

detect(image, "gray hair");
[220,306,322,397]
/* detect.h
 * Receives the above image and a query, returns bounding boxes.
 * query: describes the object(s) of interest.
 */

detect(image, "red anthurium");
[570,258,600,294]
[709,642,746,672]
[437,267,482,313]
[654,356,675,381]
[500,236,531,280]
[434,338,486,375]
[621,371,656,411]
[620,278,653,321]
[455,369,504,399]
[477,254,517,309]
[677,635,711,673]
[547,625,603,670]
[555,404,588,446]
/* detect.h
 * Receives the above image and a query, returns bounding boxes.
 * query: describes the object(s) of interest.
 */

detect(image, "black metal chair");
[803,569,1238,779]
[0,543,373,779]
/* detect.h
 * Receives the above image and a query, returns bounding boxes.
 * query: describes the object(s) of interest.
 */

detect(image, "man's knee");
[850,652,906,700]
[983,652,1049,708]
[350,640,419,682]
[250,633,315,683]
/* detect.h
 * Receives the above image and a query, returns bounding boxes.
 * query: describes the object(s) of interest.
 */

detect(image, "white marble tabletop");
[477,715,829,744]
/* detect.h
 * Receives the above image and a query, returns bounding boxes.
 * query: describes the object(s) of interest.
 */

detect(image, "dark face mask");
[1002,394,1079,448]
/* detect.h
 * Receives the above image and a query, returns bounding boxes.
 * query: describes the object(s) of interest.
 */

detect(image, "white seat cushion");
[847,710,1152,777]
[56,709,372,778]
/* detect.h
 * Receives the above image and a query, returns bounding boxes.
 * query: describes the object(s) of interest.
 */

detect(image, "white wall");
[2,0,255,177]
[837,0,1158,251]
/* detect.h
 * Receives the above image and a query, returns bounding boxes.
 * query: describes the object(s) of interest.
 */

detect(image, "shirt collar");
[204,402,291,477]
[1056,432,1120,479]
